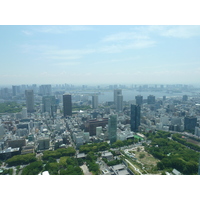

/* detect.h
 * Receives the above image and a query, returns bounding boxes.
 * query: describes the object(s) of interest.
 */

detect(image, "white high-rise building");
[96,126,102,137]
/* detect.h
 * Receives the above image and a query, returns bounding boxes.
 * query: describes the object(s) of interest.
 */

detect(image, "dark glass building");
[25,90,34,113]
[147,95,156,104]
[130,104,141,132]
[184,116,197,132]
[63,94,72,117]
[135,95,143,105]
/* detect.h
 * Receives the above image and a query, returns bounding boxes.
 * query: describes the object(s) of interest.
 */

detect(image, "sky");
[1,25,200,86]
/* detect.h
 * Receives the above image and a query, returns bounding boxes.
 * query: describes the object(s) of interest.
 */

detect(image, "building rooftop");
[77,153,86,158]
[117,169,130,175]
[112,164,125,171]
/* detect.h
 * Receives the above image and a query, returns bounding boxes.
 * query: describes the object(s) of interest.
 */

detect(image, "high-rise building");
[184,116,197,132]
[114,89,122,107]
[163,96,166,101]
[25,90,34,113]
[130,104,141,132]
[108,115,117,144]
[116,94,123,112]
[135,95,143,105]
[39,85,52,96]
[12,85,17,96]
[86,118,108,136]
[63,94,72,117]
[182,95,188,101]
[21,107,27,119]
[0,125,5,139]
[147,95,156,104]
[42,96,57,114]
[92,95,98,109]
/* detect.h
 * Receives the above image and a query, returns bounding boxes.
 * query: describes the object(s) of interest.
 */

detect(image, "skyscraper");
[21,107,27,119]
[114,89,122,107]
[147,95,156,104]
[135,95,143,105]
[39,85,52,96]
[116,94,123,112]
[184,116,197,132]
[130,104,141,132]
[12,85,17,96]
[108,115,117,144]
[63,94,72,117]
[92,95,98,109]
[182,95,188,101]
[42,96,57,113]
[25,90,34,113]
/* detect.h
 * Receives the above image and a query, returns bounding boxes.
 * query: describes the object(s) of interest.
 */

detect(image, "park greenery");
[172,133,200,152]
[22,161,43,175]
[1,168,13,175]
[84,151,100,175]
[6,153,37,166]
[42,147,76,160]
[79,142,110,153]
[72,104,91,111]
[0,102,22,113]
[103,157,123,166]
[143,131,199,175]
[110,138,139,148]
[44,156,83,175]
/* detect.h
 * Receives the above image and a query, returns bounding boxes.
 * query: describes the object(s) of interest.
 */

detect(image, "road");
[125,159,143,175]
[80,164,92,175]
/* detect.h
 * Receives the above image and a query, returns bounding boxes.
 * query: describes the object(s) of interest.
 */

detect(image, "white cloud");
[99,40,155,53]
[22,30,32,35]
[29,25,93,34]
[160,25,200,38]
[51,61,80,66]
[102,31,149,42]
[135,25,200,39]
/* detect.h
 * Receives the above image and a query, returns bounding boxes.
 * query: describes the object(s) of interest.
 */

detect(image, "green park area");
[0,102,23,113]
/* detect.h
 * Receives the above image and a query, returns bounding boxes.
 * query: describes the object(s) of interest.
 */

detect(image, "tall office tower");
[39,84,52,96]
[184,116,197,132]
[0,124,5,139]
[42,96,56,113]
[108,115,117,144]
[135,95,143,105]
[147,95,156,104]
[163,96,166,101]
[92,95,98,109]
[25,90,34,113]
[130,104,141,132]
[96,126,102,137]
[114,89,122,107]
[12,85,17,96]
[116,94,123,112]
[21,107,27,119]
[63,94,72,117]
[182,95,188,101]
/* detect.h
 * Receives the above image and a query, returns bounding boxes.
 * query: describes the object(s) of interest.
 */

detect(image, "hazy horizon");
[1,25,200,85]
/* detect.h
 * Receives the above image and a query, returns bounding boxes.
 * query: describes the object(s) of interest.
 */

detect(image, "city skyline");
[1,25,200,85]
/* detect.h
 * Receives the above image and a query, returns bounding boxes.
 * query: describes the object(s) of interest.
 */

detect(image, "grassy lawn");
[123,146,161,174]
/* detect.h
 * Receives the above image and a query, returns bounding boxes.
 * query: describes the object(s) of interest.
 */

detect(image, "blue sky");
[1,25,200,85]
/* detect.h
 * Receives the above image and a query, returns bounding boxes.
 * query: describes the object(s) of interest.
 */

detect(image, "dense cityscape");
[0,83,200,175]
